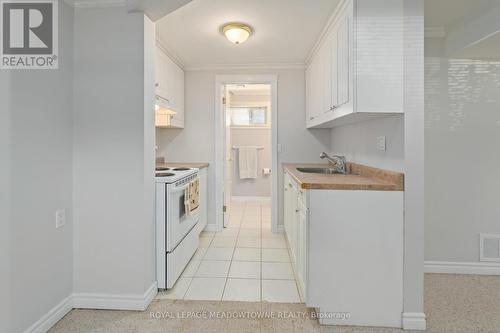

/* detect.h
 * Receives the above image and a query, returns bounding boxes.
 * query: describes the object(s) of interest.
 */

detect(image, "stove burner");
[173,167,190,171]
[156,167,170,171]
[156,172,175,177]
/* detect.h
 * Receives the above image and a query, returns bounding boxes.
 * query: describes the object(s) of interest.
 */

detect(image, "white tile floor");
[157,200,301,303]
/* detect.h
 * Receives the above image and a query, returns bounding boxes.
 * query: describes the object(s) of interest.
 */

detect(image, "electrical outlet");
[376,136,386,151]
[55,209,66,228]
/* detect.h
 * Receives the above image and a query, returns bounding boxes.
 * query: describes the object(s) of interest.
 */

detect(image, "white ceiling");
[155,0,340,69]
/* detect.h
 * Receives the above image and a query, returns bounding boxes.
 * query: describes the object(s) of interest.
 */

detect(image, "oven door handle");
[172,183,190,193]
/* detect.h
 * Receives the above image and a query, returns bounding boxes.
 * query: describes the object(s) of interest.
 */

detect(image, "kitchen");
[3,0,500,332]
[152,0,411,328]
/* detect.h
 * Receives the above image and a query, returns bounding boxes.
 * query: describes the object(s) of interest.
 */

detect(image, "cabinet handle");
[288,183,293,188]
[155,83,159,87]
[295,209,299,213]
[309,116,314,120]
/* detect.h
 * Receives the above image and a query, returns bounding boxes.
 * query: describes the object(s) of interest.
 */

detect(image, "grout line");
[221,204,242,301]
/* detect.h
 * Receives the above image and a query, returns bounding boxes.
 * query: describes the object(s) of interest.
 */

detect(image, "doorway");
[215,75,279,234]
[223,83,272,228]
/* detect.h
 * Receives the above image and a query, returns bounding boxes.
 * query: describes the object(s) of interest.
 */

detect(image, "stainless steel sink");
[296,167,348,175]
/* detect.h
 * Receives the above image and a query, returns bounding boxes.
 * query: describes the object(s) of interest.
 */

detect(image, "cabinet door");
[296,199,308,300]
[306,55,323,124]
[305,65,315,124]
[319,41,332,114]
[170,64,184,127]
[155,48,168,100]
[337,14,350,106]
[289,186,299,268]
[283,174,292,245]
[330,28,338,110]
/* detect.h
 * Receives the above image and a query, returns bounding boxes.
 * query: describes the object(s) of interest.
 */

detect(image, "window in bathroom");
[230,107,267,127]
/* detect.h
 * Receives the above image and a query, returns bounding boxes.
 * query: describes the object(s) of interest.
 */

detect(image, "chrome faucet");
[320,152,347,174]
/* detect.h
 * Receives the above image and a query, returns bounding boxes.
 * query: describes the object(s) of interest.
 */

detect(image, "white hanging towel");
[238,147,258,179]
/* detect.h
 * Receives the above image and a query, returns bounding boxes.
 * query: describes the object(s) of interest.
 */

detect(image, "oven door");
[166,179,200,252]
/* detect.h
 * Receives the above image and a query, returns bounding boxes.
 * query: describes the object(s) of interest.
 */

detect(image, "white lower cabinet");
[283,172,308,301]
[283,171,404,328]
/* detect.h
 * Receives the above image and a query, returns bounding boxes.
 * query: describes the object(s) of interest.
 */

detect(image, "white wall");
[156,68,331,226]
[425,37,500,262]
[73,7,156,298]
[231,128,272,197]
[0,63,12,333]
[0,2,74,332]
[330,115,405,172]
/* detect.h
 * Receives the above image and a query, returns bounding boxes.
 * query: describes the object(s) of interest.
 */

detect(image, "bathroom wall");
[230,128,272,197]
[229,93,272,198]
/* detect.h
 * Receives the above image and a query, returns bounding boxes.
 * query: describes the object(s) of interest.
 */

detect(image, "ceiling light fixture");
[222,23,252,44]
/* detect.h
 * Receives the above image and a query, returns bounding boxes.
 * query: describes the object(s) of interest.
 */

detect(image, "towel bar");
[232,146,264,150]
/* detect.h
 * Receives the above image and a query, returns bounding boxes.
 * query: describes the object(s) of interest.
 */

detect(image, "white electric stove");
[155,166,200,289]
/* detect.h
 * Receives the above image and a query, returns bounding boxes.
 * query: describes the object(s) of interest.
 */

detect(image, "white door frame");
[214,74,279,233]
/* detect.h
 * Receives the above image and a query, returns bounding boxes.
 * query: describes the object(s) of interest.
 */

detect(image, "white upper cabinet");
[306,0,404,128]
[155,45,185,128]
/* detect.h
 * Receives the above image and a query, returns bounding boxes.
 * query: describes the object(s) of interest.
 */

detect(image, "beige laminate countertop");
[156,162,209,169]
[283,163,404,191]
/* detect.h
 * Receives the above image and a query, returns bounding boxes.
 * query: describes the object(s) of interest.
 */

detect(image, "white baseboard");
[73,282,158,311]
[23,295,73,333]
[24,282,158,332]
[425,261,500,275]
[231,196,271,202]
[402,312,426,330]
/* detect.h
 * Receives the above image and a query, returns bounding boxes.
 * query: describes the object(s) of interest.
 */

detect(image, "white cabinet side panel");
[308,190,403,328]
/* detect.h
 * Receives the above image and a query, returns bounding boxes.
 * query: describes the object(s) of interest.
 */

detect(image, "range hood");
[155,95,177,128]
[155,95,176,115]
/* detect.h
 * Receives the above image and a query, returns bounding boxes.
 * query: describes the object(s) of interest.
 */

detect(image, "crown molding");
[184,62,306,72]
[64,0,128,8]
[425,27,446,38]
[305,0,348,65]
[155,37,185,70]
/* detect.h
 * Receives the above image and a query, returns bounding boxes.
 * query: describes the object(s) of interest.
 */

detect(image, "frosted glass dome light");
[222,23,253,44]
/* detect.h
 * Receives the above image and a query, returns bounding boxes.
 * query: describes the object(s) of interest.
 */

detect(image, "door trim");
[214,75,279,232]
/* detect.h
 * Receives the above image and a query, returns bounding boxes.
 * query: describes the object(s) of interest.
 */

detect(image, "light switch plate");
[376,136,386,151]
[55,209,66,228]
